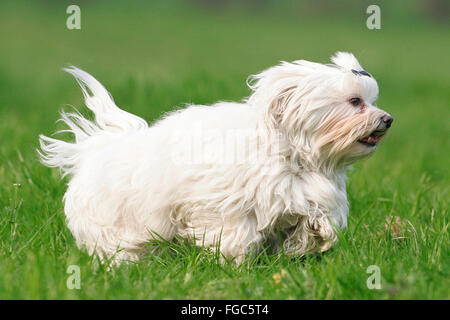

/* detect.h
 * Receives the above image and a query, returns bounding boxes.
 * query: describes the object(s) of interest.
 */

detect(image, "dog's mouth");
[358,131,385,147]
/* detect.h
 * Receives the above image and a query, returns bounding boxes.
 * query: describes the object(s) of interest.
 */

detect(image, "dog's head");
[248,52,393,169]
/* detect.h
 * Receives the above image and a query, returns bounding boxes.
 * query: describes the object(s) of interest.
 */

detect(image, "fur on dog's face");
[248,52,393,169]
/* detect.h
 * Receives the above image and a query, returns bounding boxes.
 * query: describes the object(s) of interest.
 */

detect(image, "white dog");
[39,52,393,264]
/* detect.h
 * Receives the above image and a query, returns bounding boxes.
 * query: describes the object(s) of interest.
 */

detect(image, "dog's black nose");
[381,115,393,128]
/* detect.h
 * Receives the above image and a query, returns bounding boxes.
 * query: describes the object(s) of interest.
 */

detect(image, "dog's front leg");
[282,214,338,256]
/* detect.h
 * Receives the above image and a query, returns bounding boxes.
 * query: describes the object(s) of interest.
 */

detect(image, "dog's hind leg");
[63,177,176,265]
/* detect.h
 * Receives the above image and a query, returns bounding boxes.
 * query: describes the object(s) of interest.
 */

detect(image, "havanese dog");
[39,52,393,265]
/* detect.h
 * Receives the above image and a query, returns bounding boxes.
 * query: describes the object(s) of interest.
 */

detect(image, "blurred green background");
[0,0,448,299]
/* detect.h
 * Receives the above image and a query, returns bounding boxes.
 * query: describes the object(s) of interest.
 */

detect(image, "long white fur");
[39,52,390,264]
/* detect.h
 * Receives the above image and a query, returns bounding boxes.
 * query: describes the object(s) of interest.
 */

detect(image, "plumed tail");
[38,66,148,176]
[63,66,148,133]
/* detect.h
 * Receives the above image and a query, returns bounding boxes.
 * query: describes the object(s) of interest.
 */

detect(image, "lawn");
[0,0,448,299]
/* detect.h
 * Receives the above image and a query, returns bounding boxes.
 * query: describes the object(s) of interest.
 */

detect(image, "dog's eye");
[349,97,361,106]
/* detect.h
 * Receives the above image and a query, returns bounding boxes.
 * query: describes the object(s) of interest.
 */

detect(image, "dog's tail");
[38,66,148,176]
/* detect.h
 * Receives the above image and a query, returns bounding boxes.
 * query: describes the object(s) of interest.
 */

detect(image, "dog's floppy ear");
[264,85,298,129]
[247,63,300,129]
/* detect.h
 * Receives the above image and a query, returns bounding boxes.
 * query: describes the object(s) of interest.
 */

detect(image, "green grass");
[0,1,449,299]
